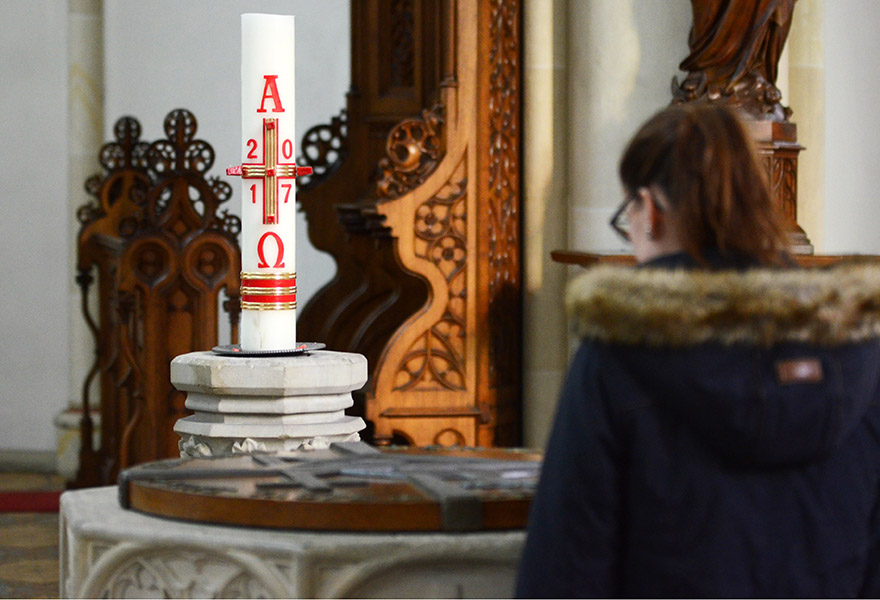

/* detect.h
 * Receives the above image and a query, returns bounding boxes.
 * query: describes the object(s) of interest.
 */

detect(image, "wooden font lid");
[118,443,541,532]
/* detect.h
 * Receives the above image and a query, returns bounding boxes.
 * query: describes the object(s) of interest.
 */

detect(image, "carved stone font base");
[60,487,524,598]
[171,350,367,457]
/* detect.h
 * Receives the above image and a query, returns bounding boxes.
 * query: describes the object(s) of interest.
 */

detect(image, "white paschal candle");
[239,14,297,351]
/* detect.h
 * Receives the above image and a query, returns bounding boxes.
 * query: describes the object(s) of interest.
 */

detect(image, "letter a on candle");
[257,75,286,113]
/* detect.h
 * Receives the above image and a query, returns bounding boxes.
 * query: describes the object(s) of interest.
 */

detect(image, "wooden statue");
[73,109,241,486]
[673,0,797,122]
[673,0,810,251]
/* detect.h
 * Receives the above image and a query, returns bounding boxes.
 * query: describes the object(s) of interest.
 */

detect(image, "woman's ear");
[637,187,664,239]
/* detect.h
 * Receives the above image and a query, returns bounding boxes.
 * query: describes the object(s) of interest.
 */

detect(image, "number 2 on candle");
[246,138,258,159]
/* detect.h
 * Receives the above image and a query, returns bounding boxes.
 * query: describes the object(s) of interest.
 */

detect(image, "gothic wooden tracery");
[73,109,240,486]
[395,170,468,394]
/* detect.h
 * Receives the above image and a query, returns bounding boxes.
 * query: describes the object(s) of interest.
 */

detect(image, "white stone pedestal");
[172,350,367,457]
[53,408,100,481]
[60,487,525,598]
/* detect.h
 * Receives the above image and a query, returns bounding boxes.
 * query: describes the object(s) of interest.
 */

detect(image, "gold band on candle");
[241,286,297,295]
[241,271,296,280]
[241,300,297,310]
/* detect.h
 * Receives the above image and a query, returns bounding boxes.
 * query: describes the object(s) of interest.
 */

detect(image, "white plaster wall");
[785,0,824,251]
[523,0,692,450]
[103,0,348,311]
[522,0,570,449]
[0,1,70,452]
[566,0,691,257]
[823,2,880,254]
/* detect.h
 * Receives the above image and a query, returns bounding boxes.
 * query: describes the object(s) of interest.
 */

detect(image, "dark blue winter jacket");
[517,253,880,597]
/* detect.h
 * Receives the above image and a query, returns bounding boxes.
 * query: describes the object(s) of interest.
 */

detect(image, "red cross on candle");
[227,118,313,225]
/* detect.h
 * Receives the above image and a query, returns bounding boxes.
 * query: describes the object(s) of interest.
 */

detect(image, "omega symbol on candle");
[257,231,286,268]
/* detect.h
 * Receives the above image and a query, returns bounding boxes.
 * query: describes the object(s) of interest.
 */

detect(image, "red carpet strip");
[0,491,62,513]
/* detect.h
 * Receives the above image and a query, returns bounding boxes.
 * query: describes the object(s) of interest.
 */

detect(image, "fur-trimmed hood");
[566,261,880,466]
[567,263,880,347]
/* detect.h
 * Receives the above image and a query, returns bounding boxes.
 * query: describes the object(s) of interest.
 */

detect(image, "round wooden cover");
[118,443,541,532]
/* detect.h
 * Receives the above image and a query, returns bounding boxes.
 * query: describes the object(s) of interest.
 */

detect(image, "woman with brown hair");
[516,103,880,597]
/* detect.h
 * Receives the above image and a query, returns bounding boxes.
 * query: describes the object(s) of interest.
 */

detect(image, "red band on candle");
[241,293,297,304]
[241,276,296,288]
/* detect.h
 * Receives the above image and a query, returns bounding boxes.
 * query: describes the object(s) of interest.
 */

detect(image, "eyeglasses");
[609,191,663,242]
[609,195,636,242]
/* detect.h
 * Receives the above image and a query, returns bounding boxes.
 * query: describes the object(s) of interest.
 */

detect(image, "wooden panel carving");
[377,104,445,199]
[382,0,416,91]
[296,109,348,191]
[73,109,240,486]
[483,0,523,444]
[393,166,468,394]
[763,153,797,224]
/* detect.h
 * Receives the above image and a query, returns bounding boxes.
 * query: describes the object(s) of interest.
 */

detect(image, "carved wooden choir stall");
[296,0,522,448]
[74,110,241,487]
